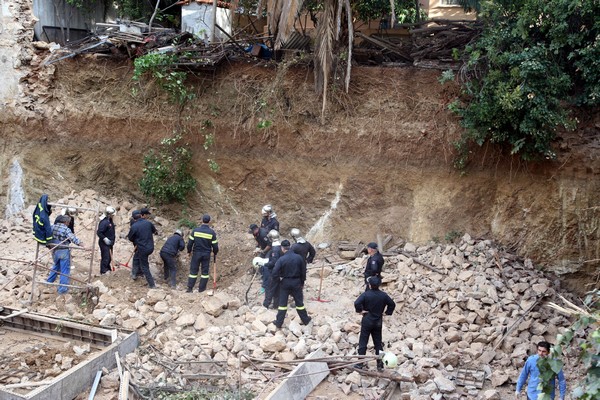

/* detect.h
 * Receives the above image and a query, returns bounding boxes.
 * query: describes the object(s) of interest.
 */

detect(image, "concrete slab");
[265,349,329,400]
[0,310,139,400]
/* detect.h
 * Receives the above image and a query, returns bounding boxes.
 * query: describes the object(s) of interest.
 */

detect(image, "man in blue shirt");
[516,341,566,400]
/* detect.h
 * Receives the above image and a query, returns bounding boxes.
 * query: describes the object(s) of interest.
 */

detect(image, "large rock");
[154,301,169,313]
[433,375,455,393]
[203,297,227,317]
[260,336,287,352]
[123,318,145,330]
[176,313,196,327]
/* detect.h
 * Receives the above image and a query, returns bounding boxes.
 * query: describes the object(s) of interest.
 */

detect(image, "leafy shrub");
[139,133,196,204]
[133,53,195,105]
[451,0,599,166]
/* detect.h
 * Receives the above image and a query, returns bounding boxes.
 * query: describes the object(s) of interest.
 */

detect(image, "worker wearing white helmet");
[260,204,280,233]
[97,206,116,275]
[290,228,316,267]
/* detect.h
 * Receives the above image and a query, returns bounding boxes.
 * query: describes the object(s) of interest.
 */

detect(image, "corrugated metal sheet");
[281,31,310,50]
[33,0,107,44]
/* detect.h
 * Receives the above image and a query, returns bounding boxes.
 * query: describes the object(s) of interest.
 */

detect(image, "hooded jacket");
[32,194,53,244]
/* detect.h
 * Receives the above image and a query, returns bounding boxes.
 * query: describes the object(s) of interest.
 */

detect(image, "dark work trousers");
[274,278,310,327]
[98,240,112,274]
[263,268,280,308]
[260,265,270,289]
[160,251,177,288]
[358,315,384,369]
[137,248,155,288]
[131,252,141,278]
[188,252,210,292]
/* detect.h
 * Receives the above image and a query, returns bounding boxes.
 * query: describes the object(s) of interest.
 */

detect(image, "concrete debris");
[0,189,583,398]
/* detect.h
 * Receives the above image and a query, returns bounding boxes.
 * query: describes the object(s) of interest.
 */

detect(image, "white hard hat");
[261,204,272,215]
[290,228,301,238]
[175,229,183,236]
[105,206,116,215]
[267,229,280,241]
[382,352,398,368]
[61,208,78,216]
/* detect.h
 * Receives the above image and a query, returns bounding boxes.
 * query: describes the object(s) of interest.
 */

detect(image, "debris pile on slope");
[0,193,582,399]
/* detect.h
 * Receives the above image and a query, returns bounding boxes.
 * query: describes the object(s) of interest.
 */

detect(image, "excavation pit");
[0,306,138,400]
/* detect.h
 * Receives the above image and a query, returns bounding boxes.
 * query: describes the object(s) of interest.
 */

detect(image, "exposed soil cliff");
[1,55,599,293]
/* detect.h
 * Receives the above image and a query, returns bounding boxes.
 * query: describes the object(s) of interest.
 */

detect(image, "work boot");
[377,360,384,372]
[186,287,192,293]
[300,317,312,326]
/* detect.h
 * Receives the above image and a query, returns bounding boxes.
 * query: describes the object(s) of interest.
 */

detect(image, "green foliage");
[257,119,273,129]
[201,120,219,173]
[439,70,455,85]
[132,53,195,105]
[444,230,463,243]
[139,132,196,204]
[177,209,198,229]
[538,290,600,399]
[352,0,426,24]
[452,0,599,165]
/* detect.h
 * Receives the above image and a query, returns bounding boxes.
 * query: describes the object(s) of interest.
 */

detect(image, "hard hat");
[252,257,268,268]
[290,228,301,238]
[382,352,398,368]
[261,204,272,215]
[175,229,182,236]
[106,206,116,215]
[67,207,77,215]
[267,229,280,241]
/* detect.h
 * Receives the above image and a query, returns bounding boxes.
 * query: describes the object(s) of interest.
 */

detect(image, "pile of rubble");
[0,191,582,399]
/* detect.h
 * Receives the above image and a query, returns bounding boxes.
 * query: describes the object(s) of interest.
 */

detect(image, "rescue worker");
[260,205,280,232]
[290,228,316,267]
[354,276,395,371]
[97,206,116,275]
[186,214,219,293]
[33,194,53,245]
[54,208,77,233]
[127,207,158,289]
[129,209,143,280]
[271,239,312,328]
[47,215,84,294]
[261,230,283,308]
[364,242,384,290]
[249,223,272,257]
[160,229,185,289]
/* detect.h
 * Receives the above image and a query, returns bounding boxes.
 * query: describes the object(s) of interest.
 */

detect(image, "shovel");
[118,248,135,269]
[207,256,217,296]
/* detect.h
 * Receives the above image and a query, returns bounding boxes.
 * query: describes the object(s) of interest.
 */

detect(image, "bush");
[451,0,599,166]
[139,133,196,204]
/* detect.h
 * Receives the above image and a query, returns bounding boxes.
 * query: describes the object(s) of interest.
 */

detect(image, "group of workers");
[32,198,570,388]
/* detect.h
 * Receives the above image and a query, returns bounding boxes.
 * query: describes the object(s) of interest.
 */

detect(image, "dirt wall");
[1,56,599,293]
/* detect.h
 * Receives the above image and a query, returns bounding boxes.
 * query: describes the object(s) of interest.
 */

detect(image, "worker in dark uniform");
[129,209,142,280]
[290,228,316,267]
[97,206,116,275]
[160,229,185,288]
[33,194,53,245]
[354,276,395,371]
[364,242,384,290]
[250,223,272,294]
[127,207,158,289]
[186,214,219,293]
[271,240,312,328]
[250,223,272,257]
[261,230,283,308]
[260,204,280,232]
